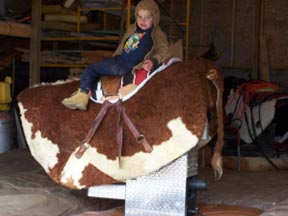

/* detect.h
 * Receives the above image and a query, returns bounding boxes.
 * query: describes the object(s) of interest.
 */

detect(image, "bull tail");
[206,68,224,179]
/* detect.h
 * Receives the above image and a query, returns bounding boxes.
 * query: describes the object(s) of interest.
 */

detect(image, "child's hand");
[142,60,153,71]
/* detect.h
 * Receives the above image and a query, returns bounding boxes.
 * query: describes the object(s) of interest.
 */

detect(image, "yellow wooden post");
[0,77,12,111]
[77,0,80,33]
[126,0,131,28]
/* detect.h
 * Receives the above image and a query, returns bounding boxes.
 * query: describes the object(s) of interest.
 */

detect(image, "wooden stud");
[252,0,261,80]
[30,0,42,85]
[185,0,190,60]
[230,0,237,67]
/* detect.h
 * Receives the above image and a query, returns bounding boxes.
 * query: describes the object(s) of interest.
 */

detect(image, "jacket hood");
[135,0,160,27]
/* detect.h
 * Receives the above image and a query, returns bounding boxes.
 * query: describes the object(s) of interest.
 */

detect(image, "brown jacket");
[113,0,171,73]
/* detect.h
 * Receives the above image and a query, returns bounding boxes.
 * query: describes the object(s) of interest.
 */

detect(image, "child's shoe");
[61,89,89,110]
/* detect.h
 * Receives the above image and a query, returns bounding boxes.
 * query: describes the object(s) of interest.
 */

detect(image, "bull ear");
[206,69,217,80]
[202,42,221,61]
[169,39,183,60]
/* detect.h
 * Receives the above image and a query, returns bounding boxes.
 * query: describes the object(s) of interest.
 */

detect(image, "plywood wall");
[264,1,288,69]
[187,0,288,70]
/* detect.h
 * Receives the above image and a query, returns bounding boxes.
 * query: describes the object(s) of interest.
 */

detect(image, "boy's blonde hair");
[135,0,160,26]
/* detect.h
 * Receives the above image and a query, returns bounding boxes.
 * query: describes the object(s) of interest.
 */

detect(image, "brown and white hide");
[17,58,224,189]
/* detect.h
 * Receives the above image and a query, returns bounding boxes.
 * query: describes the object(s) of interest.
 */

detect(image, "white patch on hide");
[63,117,199,188]
[142,117,199,172]
[32,78,79,88]
[60,149,89,189]
[18,103,59,172]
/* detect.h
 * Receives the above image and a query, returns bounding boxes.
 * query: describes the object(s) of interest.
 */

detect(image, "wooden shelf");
[40,63,87,68]
[41,36,120,41]
[28,0,132,84]
[30,0,190,84]
[80,7,124,11]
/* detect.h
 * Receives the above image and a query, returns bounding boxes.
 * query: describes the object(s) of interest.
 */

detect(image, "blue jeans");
[80,57,130,92]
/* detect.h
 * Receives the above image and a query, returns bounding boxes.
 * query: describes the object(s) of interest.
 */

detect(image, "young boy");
[62,0,171,110]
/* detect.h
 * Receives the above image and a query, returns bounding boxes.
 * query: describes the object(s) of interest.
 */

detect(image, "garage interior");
[1,0,288,215]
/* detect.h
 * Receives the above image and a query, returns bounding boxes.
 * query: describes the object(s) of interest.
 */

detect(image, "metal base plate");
[88,148,198,216]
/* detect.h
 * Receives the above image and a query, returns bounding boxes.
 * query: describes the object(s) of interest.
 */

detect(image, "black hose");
[244,111,279,170]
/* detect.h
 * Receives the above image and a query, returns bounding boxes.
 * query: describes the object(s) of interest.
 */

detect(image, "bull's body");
[17,58,224,189]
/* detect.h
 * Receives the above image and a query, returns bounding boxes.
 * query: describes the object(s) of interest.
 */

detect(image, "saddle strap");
[116,101,124,167]
[75,99,153,161]
[115,100,153,167]
[75,101,114,159]
[115,100,153,153]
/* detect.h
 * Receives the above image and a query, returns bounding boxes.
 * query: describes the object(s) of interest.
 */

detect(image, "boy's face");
[136,9,154,30]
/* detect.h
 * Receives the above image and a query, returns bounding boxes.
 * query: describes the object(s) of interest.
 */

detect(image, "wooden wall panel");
[188,0,288,70]
[263,0,288,69]
[233,0,254,68]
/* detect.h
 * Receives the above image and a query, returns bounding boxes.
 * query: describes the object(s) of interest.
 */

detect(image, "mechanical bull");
[17,57,224,190]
